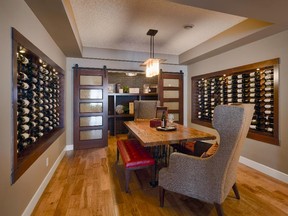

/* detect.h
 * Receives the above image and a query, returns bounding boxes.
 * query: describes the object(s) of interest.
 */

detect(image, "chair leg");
[159,186,165,207]
[214,203,224,216]
[116,148,119,163]
[232,183,240,199]
[125,169,130,193]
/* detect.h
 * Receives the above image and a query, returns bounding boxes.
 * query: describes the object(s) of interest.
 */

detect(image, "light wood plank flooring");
[32,135,288,215]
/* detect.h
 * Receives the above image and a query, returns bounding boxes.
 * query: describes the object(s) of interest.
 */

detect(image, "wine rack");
[192,59,279,145]
[12,28,64,182]
[17,53,61,153]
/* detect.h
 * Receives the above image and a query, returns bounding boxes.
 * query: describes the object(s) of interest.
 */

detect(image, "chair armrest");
[159,152,221,189]
[159,152,223,200]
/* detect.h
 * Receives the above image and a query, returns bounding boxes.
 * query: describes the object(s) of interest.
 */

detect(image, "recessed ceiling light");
[184,25,194,30]
[126,72,137,77]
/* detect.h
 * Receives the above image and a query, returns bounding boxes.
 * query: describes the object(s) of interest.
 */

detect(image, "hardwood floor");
[32,135,288,216]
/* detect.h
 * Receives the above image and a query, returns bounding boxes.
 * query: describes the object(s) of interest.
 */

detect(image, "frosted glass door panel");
[163,102,179,110]
[173,113,179,122]
[80,116,103,127]
[163,90,179,99]
[80,75,102,86]
[163,79,179,87]
[80,129,102,140]
[80,103,103,113]
[80,89,103,99]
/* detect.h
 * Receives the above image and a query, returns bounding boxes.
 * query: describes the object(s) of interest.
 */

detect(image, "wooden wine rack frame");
[191,58,279,145]
[12,28,65,183]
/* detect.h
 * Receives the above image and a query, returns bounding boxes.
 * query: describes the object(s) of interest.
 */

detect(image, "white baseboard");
[239,156,288,184]
[22,148,66,216]
[66,144,73,151]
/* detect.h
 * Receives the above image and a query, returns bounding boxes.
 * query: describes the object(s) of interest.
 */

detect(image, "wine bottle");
[265,127,273,132]
[265,122,274,127]
[18,107,30,115]
[19,132,30,140]
[32,83,37,90]
[265,92,273,97]
[237,93,243,98]
[264,98,273,103]
[264,69,273,74]
[264,104,273,109]
[265,74,273,80]
[264,115,274,123]
[18,71,29,81]
[19,116,30,124]
[39,125,44,131]
[30,121,37,127]
[31,113,38,120]
[39,80,44,85]
[19,82,30,90]
[18,55,29,65]
[31,77,37,84]
[19,124,30,132]
[38,112,44,118]
[264,110,273,114]
[161,111,167,128]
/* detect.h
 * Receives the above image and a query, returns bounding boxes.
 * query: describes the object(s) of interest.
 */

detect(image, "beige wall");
[0,0,66,215]
[187,30,288,174]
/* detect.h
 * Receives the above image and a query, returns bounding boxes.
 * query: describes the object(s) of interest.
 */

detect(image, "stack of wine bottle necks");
[196,68,274,134]
[17,52,61,153]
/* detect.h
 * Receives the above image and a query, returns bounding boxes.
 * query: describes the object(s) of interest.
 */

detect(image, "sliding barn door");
[73,66,108,149]
[158,71,183,124]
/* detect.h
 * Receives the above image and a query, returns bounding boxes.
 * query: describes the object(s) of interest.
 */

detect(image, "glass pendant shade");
[145,58,160,77]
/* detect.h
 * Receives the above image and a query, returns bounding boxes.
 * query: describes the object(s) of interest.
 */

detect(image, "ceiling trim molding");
[25,0,82,57]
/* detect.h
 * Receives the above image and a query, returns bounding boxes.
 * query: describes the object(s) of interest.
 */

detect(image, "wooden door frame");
[158,71,184,124]
[73,65,108,149]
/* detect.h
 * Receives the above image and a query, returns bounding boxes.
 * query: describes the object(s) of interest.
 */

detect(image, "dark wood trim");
[158,71,184,124]
[191,58,279,145]
[12,28,65,183]
[73,66,108,150]
[12,128,65,181]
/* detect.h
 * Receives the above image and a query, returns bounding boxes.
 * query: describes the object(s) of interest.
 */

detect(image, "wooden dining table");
[124,120,216,147]
[124,120,216,186]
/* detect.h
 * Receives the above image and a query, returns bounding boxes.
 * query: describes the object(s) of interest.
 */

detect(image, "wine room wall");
[0,0,66,215]
[187,30,288,178]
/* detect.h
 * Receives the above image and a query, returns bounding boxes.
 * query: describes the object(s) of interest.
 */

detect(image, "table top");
[124,120,216,147]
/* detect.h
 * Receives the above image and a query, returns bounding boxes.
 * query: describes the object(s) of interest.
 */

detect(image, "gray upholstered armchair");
[159,104,254,216]
[134,100,160,120]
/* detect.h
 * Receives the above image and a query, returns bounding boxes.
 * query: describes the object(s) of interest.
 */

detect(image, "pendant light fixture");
[144,29,161,77]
